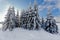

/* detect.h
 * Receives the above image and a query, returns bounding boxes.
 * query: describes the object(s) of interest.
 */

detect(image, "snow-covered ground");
[0,23,60,40]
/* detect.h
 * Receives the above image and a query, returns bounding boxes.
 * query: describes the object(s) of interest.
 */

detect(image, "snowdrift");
[0,23,60,40]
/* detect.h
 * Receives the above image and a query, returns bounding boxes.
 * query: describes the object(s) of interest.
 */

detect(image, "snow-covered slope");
[57,23,60,33]
[0,23,60,40]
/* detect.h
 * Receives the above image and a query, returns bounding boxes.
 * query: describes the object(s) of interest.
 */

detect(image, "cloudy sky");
[0,0,60,22]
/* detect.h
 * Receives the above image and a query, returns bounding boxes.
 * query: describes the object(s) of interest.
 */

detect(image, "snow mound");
[0,23,60,40]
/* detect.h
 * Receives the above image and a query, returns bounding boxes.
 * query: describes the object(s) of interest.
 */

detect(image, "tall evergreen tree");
[41,17,45,29]
[45,7,58,34]
[15,10,20,27]
[2,6,16,31]
[19,0,41,30]
[20,9,26,28]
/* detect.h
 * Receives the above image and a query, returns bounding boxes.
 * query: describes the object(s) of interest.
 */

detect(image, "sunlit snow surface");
[0,23,60,40]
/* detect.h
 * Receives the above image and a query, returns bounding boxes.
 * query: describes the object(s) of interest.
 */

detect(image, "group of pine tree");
[2,0,58,34]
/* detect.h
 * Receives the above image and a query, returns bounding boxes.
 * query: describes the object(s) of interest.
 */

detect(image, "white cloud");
[38,0,55,11]
[56,0,60,8]
[44,0,56,2]
[0,4,10,22]
[38,5,45,11]
[54,16,60,22]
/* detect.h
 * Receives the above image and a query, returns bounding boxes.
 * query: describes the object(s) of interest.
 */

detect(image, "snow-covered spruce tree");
[32,0,41,30]
[20,9,26,28]
[2,6,16,31]
[15,10,20,27]
[20,0,41,30]
[45,7,58,34]
[41,17,45,29]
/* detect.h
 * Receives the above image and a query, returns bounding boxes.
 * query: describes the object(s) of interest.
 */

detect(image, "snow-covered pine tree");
[8,6,16,31]
[32,0,41,30]
[45,7,58,34]
[2,6,16,31]
[15,10,20,27]
[25,2,33,29]
[41,17,45,29]
[20,9,27,29]
[2,7,11,31]
[20,0,41,30]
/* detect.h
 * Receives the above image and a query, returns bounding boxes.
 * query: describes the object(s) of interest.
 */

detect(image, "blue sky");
[7,0,44,9]
[0,0,60,22]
